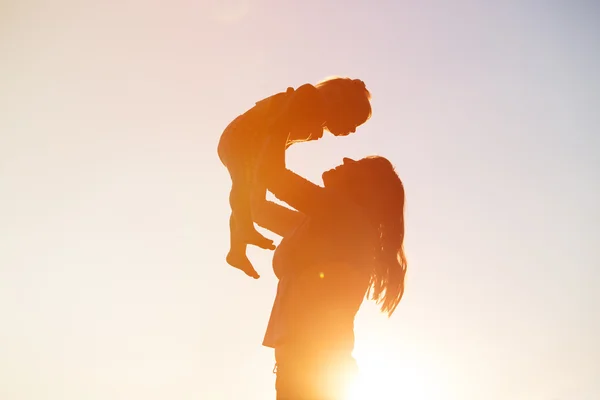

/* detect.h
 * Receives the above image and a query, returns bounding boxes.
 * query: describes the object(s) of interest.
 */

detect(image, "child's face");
[323,104,362,137]
[325,115,358,137]
[288,109,326,141]
[326,122,356,137]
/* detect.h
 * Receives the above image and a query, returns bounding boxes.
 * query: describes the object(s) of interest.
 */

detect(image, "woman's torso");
[263,199,377,353]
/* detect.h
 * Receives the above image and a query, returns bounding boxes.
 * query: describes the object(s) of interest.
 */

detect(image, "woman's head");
[323,156,407,316]
[315,77,372,137]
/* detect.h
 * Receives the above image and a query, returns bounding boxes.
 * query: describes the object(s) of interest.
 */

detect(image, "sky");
[1,0,599,399]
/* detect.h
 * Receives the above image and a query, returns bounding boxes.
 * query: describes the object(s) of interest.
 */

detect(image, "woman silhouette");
[253,133,408,400]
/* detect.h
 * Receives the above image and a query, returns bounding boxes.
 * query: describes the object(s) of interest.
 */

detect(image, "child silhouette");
[217,77,372,279]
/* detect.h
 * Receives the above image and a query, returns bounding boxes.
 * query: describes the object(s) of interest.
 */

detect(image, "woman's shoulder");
[315,189,379,258]
[325,188,374,226]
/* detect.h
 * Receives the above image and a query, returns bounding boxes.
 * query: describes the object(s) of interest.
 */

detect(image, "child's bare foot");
[226,251,260,279]
[242,229,276,250]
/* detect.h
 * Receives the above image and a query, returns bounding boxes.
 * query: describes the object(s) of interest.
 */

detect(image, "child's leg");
[226,212,260,279]
[228,163,275,251]
[219,127,263,278]
[225,176,274,278]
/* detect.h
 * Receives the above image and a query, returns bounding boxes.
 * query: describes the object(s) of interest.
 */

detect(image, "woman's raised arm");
[251,195,303,237]
[256,133,335,216]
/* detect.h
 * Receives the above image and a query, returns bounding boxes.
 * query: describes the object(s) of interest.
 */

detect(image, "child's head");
[316,77,372,137]
[287,84,327,142]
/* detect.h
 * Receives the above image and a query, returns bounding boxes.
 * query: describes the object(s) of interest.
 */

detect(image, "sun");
[345,345,445,400]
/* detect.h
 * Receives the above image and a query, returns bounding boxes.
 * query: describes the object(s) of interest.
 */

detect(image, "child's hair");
[315,77,372,132]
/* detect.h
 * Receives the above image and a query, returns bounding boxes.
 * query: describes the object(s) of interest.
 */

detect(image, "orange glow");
[346,343,447,400]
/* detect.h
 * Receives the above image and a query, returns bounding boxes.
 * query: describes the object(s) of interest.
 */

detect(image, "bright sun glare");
[346,344,445,400]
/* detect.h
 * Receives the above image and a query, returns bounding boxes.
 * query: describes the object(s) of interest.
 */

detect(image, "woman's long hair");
[351,157,408,316]
[370,175,407,316]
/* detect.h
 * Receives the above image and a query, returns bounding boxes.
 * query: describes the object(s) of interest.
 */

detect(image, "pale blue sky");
[1,1,598,399]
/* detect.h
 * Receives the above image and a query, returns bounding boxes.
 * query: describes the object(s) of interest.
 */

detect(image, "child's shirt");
[221,84,322,160]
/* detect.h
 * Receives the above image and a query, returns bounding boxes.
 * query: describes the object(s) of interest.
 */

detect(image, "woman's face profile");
[322,157,360,188]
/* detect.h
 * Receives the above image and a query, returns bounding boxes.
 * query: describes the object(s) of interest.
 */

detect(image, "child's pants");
[217,116,263,254]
